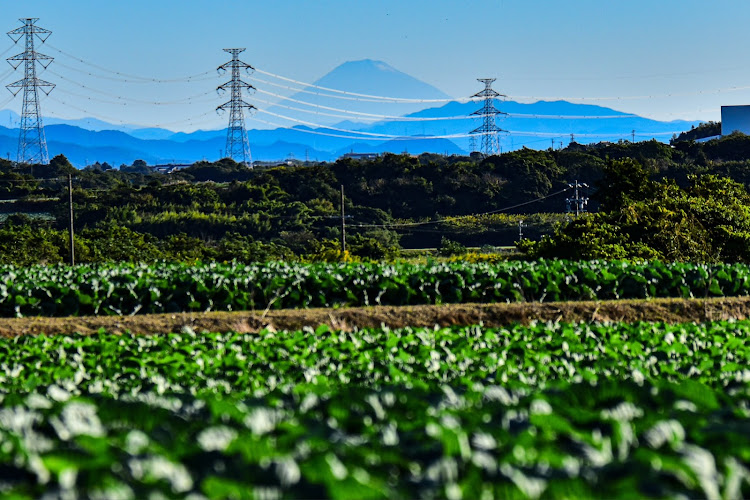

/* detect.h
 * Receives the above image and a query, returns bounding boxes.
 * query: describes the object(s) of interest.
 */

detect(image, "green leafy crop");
[1,259,750,317]
[0,321,748,498]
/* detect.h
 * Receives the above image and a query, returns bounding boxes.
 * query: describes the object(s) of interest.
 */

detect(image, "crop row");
[2,259,750,317]
[0,321,749,497]
[2,380,748,499]
[0,321,749,395]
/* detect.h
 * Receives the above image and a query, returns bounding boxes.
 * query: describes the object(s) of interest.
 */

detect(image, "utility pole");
[570,133,575,145]
[469,78,506,156]
[6,18,55,165]
[217,48,255,166]
[68,173,75,265]
[565,180,589,217]
[518,219,526,240]
[631,129,635,143]
[340,185,346,253]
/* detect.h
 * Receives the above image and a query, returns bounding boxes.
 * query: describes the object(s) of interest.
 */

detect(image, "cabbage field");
[1,320,749,498]
[2,259,750,317]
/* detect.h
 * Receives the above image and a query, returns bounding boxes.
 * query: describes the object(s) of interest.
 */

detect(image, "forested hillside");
[4,132,750,264]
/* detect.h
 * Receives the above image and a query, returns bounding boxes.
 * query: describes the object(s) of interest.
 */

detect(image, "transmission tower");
[217,48,255,166]
[6,18,55,165]
[469,78,506,157]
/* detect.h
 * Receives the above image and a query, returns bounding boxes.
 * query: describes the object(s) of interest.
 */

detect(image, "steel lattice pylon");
[217,48,255,166]
[6,18,55,165]
[469,78,506,157]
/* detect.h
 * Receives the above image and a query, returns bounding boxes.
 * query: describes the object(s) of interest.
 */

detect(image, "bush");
[438,237,466,257]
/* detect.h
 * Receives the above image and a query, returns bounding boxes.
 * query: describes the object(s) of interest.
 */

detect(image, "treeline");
[4,131,750,263]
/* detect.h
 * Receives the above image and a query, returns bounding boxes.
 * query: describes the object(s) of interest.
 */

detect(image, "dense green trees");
[520,162,750,262]
[6,135,750,264]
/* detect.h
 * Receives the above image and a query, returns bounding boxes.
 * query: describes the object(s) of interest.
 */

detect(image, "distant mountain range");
[0,60,703,167]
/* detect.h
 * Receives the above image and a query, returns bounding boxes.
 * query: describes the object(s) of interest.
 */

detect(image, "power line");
[45,43,216,83]
[0,44,15,60]
[53,84,215,108]
[507,84,750,102]
[45,93,217,129]
[254,66,750,103]
[254,67,468,103]
[50,58,219,85]
[254,87,636,121]
[353,187,571,229]
[253,109,686,142]
[45,68,216,105]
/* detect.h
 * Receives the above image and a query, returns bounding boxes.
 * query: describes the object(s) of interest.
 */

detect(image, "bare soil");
[2,296,750,337]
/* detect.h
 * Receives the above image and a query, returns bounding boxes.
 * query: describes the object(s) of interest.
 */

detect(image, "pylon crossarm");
[218,80,255,91]
[217,61,254,72]
[6,58,23,70]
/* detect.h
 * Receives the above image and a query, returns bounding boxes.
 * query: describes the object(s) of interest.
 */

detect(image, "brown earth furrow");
[1,296,750,337]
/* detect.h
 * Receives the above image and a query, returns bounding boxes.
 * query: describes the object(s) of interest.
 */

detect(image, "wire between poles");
[352,188,572,229]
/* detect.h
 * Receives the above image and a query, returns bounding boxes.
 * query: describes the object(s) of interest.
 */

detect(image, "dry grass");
[2,296,750,337]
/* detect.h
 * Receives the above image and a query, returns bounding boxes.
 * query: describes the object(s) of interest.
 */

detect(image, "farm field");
[1,260,750,498]
[0,321,749,498]
[3,260,750,317]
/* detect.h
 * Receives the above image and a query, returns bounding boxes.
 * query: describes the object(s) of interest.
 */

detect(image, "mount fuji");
[0,60,702,167]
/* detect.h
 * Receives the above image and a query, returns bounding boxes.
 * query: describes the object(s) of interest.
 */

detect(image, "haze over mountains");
[0,60,702,167]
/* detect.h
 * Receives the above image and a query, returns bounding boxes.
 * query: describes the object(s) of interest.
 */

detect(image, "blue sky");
[1,0,749,131]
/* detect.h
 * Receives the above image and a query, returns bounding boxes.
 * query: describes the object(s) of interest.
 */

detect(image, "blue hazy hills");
[0,59,701,167]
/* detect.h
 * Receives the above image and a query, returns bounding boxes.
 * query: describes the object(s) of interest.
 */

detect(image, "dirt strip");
[2,296,750,337]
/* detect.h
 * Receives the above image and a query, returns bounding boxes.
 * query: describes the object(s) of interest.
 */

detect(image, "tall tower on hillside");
[217,48,255,166]
[469,78,506,157]
[6,18,55,165]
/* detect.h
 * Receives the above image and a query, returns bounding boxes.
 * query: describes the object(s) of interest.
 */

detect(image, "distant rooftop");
[341,152,380,160]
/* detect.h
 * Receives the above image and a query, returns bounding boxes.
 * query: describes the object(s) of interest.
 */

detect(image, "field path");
[2,296,750,336]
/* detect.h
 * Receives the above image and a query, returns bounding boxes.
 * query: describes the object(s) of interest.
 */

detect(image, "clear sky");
[1,0,749,131]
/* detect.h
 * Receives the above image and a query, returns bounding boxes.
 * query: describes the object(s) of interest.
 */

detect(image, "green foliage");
[524,172,750,262]
[0,321,748,497]
[348,233,400,260]
[4,259,750,317]
[485,148,564,204]
[161,233,213,262]
[594,158,657,212]
[48,154,77,175]
[672,121,721,143]
[438,236,467,256]
[79,225,162,262]
[178,158,254,182]
[11,139,750,262]
[0,225,64,266]
[215,232,294,262]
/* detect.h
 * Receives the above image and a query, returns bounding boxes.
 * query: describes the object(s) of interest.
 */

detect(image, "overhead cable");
[254,68,468,103]
[353,188,571,229]
[46,44,216,83]
[45,94,218,129]
[46,69,216,105]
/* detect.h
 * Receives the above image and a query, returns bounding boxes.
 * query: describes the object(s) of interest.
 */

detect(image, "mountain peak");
[335,59,400,73]
[260,59,451,127]
[314,59,450,99]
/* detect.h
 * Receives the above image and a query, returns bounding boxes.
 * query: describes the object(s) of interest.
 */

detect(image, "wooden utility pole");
[340,184,346,253]
[68,174,75,265]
